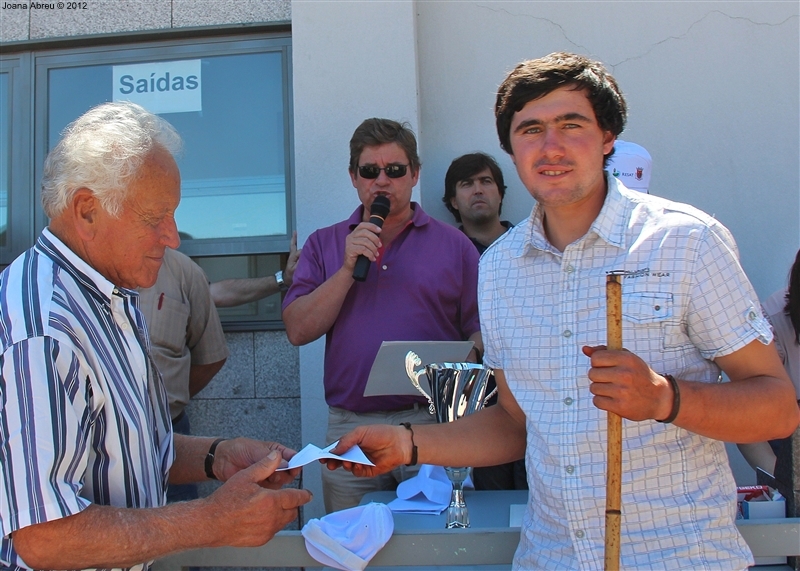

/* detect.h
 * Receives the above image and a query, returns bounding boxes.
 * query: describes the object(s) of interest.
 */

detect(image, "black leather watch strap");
[204,438,228,480]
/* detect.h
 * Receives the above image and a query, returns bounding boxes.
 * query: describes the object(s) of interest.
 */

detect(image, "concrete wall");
[0,0,290,40]
[189,331,301,501]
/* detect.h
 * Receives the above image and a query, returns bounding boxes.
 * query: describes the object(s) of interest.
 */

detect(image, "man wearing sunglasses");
[282,118,482,513]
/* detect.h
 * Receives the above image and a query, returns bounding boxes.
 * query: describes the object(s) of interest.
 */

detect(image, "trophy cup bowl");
[405,351,496,528]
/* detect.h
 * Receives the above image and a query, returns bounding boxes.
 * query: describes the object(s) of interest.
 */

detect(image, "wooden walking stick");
[604,271,624,571]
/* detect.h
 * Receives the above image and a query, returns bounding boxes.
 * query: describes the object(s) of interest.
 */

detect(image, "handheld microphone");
[352,195,391,282]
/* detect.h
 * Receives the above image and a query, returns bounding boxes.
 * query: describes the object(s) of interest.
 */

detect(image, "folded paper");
[277,441,374,471]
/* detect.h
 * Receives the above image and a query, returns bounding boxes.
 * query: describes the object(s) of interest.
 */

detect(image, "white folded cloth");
[302,502,394,571]
[388,464,452,514]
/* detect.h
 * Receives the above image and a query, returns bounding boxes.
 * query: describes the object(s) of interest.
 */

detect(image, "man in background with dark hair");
[282,118,482,513]
[330,53,798,568]
[442,152,513,254]
[442,152,525,492]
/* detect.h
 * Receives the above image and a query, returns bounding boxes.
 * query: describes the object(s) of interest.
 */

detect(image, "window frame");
[0,54,33,264]
[32,34,295,258]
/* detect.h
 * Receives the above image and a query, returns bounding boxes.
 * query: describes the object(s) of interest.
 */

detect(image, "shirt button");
[565,465,575,474]
[575,530,585,539]
[121,322,129,330]
[382,264,388,270]
[564,397,573,406]
[565,265,575,273]
[748,310,757,320]
[563,330,572,338]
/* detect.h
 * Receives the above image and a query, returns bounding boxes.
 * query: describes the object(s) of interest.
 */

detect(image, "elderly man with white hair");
[0,101,311,571]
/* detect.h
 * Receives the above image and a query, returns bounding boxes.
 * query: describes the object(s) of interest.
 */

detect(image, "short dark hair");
[495,52,627,165]
[348,118,421,175]
[442,153,507,223]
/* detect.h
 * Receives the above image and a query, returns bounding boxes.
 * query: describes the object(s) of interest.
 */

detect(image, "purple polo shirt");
[283,203,480,412]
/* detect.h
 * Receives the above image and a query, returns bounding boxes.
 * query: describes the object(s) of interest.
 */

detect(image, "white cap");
[302,502,394,571]
[608,140,652,193]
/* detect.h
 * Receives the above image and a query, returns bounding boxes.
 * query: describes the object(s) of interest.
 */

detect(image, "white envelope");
[277,441,375,471]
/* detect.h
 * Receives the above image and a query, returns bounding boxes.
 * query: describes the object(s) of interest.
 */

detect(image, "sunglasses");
[357,164,409,179]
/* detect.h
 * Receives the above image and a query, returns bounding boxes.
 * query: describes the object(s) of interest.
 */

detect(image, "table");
[153,490,800,569]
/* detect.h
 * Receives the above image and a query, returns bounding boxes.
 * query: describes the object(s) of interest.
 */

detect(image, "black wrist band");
[204,438,228,480]
[656,374,680,424]
[400,422,418,466]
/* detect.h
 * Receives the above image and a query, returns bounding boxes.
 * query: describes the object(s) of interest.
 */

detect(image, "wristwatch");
[275,270,289,292]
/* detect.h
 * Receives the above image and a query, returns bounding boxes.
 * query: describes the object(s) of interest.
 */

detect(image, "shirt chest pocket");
[146,295,190,354]
[623,292,673,323]
[622,291,689,353]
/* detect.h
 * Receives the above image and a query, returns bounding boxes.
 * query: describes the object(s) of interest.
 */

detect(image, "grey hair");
[41,101,182,219]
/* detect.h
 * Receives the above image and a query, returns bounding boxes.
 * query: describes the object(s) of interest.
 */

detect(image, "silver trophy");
[405,350,496,528]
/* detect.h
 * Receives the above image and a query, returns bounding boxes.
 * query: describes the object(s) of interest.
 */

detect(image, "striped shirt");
[480,175,770,570]
[0,229,173,571]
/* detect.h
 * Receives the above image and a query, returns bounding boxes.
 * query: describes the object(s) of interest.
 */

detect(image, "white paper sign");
[112,60,202,114]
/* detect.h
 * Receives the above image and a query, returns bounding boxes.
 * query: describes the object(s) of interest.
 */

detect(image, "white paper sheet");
[277,441,375,471]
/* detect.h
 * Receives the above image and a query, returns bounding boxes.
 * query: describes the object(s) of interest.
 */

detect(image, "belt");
[388,402,424,412]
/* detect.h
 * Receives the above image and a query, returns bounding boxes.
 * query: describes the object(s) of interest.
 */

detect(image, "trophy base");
[445,466,471,529]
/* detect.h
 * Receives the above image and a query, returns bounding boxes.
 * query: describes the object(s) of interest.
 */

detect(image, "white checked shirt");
[479,176,771,570]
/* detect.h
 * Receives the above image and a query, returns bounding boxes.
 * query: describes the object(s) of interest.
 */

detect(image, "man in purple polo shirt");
[282,118,482,513]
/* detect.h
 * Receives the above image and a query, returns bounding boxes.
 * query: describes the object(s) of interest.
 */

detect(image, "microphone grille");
[370,195,391,217]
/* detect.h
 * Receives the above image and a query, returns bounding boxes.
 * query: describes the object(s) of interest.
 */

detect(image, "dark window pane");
[193,254,283,323]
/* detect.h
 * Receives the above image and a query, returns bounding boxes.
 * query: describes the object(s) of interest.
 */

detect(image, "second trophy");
[405,350,496,528]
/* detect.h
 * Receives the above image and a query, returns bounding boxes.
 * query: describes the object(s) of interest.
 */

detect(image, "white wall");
[292,1,799,512]
[415,1,799,299]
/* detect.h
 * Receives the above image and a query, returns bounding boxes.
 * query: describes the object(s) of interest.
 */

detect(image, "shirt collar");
[522,172,631,255]
[347,202,428,229]
[37,228,130,304]
[586,173,630,250]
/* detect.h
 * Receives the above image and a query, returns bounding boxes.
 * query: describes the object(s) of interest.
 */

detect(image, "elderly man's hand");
[214,438,301,489]
[206,452,312,547]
